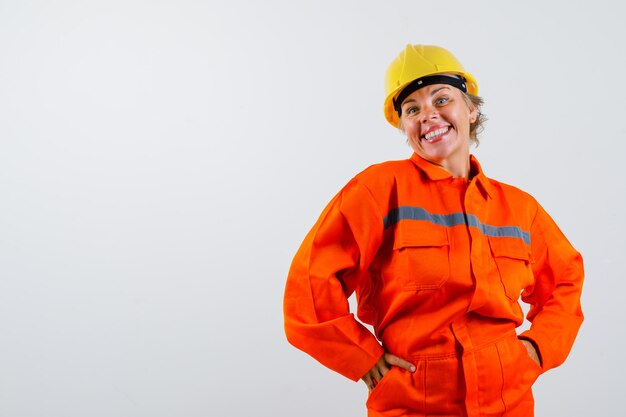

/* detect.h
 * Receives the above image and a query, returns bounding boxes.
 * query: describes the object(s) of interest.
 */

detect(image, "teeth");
[424,127,448,141]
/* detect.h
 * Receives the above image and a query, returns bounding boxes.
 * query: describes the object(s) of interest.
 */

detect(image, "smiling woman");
[283,44,584,417]
[399,86,485,142]
[400,84,477,177]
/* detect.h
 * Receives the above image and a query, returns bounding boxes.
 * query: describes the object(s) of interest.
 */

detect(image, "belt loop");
[451,321,481,417]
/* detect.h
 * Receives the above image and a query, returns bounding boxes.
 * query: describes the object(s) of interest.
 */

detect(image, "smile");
[422,126,450,142]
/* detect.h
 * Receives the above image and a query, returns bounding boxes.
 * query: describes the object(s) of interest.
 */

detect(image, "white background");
[0,1,624,416]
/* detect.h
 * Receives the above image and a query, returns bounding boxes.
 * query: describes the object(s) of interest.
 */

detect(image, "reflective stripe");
[383,206,531,245]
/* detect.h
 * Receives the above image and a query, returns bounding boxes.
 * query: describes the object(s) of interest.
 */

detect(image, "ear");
[469,104,478,124]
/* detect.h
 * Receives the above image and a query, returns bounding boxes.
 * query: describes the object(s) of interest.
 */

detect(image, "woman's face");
[400,84,477,173]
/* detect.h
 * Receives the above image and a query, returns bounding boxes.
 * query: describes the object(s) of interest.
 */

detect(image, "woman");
[283,44,584,417]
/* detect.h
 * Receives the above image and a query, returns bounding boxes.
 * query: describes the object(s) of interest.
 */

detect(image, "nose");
[419,106,439,124]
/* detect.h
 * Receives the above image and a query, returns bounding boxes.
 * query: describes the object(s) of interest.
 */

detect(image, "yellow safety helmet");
[384,44,478,128]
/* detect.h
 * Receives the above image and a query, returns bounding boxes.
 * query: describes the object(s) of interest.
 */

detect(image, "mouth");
[421,126,450,143]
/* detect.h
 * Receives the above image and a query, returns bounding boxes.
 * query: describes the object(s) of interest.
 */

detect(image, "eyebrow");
[431,86,451,95]
[401,86,452,108]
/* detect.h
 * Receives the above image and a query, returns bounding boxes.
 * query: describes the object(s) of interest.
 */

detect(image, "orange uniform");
[284,153,584,416]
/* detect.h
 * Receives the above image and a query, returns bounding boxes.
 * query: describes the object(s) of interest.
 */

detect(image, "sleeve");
[283,179,385,381]
[519,202,584,372]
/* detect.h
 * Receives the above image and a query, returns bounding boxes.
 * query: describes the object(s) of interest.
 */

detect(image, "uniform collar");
[468,155,494,199]
[409,153,494,198]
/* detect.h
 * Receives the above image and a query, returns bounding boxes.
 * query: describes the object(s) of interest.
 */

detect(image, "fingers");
[361,373,374,392]
[375,359,390,377]
[519,339,541,366]
[384,353,416,373]
[369,359,388,388]
[361,356,390,392]
[362,353,417,392]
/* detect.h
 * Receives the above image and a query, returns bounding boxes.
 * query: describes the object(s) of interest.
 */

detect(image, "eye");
[405,106,419,115]
[435,96,449,106]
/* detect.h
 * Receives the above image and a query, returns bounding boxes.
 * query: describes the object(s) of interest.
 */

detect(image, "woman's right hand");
[361,352,416,392]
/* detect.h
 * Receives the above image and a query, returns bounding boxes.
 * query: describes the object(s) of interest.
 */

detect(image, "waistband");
[404,316,518,361]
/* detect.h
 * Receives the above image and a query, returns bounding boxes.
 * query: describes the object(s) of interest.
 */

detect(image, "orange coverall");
[284,153,584,417]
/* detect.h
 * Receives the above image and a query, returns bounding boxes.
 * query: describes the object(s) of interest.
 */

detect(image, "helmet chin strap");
[394,74,468,117]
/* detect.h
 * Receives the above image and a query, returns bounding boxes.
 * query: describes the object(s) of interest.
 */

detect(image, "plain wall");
[0,0,623,416]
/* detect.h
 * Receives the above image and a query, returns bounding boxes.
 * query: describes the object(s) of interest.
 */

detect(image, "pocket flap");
[488,236,530,261]
[393,221,449,249]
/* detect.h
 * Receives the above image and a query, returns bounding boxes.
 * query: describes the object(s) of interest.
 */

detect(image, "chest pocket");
[488,237,534,301]
[391,222,450,291]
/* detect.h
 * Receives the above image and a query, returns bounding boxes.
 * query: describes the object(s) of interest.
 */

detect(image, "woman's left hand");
[520,339,541,367]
